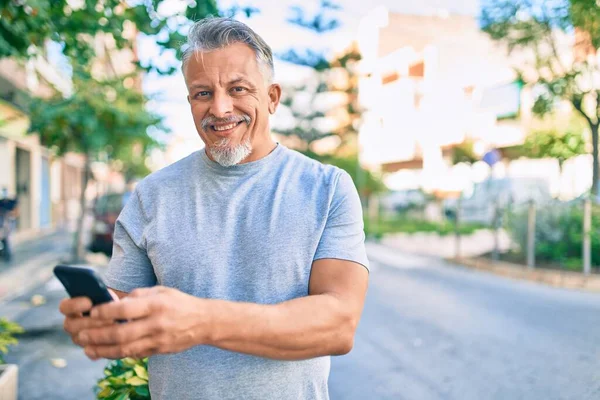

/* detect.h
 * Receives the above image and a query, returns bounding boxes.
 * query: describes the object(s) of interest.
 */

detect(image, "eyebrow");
[189,77,255,91]
[228,78,255,88]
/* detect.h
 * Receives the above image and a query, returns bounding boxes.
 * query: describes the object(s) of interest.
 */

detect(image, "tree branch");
[596,90,600,124]
[539,2,567,77]
[572,96,595,127]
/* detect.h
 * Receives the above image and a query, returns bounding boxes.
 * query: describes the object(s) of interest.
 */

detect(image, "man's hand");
[72,286,212,360]
[60,296,115,348]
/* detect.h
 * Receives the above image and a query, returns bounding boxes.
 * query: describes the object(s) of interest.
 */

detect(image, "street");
[330,244,600,400]
[3,242,600,399]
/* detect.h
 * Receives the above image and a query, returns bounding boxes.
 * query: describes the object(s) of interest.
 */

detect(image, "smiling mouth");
[211,121,244,132]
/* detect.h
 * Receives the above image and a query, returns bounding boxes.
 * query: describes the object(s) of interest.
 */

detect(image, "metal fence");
[452,196,597,275]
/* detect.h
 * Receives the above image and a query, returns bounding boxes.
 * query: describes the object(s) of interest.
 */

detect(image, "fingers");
[59,297,93,317]
[90,296,154,321]
[84,336,161,360]
[64,317,115,347]
[64,316,113,336]
[90,288,167,320]
[77,318,157,346]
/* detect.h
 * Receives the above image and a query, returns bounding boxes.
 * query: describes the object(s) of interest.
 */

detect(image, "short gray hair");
[182,17,274,82]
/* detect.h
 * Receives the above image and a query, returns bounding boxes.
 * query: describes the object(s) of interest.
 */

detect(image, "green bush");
[96,358,150,400]
[0,318,23,364]
[365,216,484,238]
[505,202,600,269]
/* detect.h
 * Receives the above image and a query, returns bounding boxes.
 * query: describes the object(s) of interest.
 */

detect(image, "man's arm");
[208,258,368,359]
[77,259,368,361]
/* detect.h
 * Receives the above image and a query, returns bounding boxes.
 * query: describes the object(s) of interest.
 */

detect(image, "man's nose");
[209,91,234,118]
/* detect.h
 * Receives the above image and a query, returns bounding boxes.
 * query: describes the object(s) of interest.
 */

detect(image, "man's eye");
[231,87,246,93]
[196,91,211,98]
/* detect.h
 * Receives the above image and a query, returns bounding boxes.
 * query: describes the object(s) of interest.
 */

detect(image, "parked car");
[89,192,130,256]
[444,177,552,225]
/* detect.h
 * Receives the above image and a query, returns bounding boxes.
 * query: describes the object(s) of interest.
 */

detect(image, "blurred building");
[0,24,138,240]
[0,56,87,240]
[355,8,590,199]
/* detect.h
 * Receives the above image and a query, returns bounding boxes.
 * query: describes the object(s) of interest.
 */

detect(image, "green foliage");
[278,0,341,68]
[505,201,600,269]
[522,129,587,167]
[481,0,600,193]
[452,140,479,165]
[96,358,150,400]
[365,216,484,239]
[276,1,363,153]
[570,0,600,49]
[0,318,24,364]
[303,150,386,197]
[28,69,163,169]
[0,0,220,72]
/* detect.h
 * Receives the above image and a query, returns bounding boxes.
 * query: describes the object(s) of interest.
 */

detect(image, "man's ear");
[187,95,191,104]
[268,83,282,114]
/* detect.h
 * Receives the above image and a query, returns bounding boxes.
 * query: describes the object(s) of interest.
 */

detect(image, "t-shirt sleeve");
[104,189,157,292]
[313,170,369,271]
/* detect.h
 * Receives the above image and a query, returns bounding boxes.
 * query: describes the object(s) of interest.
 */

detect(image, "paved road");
[330,244,600,400]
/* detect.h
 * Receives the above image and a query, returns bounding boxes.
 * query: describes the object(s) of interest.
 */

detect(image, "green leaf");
[97,387,114,398]
[134,385,150,397]
[107,377,126,387]
[133,364,148,380]
[125,376,147,387]
[114,392,129,400]
[119,371,134,380]
[121,358,138,368]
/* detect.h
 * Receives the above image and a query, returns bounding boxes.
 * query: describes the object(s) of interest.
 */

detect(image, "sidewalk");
[0,230,73,308]
[2,262,109,400]
[0,232,110,400]
[369,240,600,293]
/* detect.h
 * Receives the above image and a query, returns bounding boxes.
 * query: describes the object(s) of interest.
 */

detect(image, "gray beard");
[207,138,252,167]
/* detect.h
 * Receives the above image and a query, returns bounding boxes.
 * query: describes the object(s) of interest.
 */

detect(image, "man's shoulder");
[282,148,345,186]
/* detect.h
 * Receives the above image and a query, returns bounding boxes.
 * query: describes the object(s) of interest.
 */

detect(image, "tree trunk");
[72,152,91,262]
[592,123,599,197]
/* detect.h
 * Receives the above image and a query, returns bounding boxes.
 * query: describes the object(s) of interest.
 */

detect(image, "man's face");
[184,43,281,166]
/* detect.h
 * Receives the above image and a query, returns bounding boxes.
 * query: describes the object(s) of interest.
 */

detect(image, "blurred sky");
[141,0,480,157]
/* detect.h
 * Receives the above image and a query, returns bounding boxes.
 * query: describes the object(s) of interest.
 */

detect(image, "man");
[0,187,18,263]
[60,17,369,400]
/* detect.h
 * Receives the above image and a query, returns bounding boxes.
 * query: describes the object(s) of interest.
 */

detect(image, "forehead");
[183,43,261,84]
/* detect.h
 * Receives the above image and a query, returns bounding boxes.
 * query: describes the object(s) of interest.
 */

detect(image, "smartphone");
[53,265,116,315]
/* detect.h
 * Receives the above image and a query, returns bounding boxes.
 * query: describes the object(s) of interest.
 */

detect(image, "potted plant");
[96,357,150,399]
[0,318,24,400]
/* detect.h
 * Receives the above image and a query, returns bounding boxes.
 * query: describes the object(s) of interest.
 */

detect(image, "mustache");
[201,114,251,132]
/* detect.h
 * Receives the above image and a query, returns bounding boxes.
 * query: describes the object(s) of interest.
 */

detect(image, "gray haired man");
[60,17,369,400]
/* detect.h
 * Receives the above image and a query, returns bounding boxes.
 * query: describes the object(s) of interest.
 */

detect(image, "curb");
[449,257,600,293]
[0,253,67,305]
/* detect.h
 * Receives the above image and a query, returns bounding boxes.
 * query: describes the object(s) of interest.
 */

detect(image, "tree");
[0,0,230,260]
[0,0,219,72]
[451,140,479,165]
[481,0,600,195]
[28,69,163,260]
[522,129,587,170]
[275,1,342,148]
[275,1,374,198]
[1,1,256,260]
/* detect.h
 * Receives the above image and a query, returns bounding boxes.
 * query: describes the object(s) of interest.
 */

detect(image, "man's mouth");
[212,121,243,132]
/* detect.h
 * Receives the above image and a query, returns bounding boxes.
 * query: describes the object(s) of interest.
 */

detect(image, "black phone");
[53,265,115,313]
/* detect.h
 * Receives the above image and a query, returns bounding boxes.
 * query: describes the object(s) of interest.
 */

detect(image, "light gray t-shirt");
[105,144,369,400]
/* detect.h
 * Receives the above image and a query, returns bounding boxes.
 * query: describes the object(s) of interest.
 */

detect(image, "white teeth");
[213,123,237,131]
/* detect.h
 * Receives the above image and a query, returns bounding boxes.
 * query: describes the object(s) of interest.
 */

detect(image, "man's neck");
[239,138,277,164]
